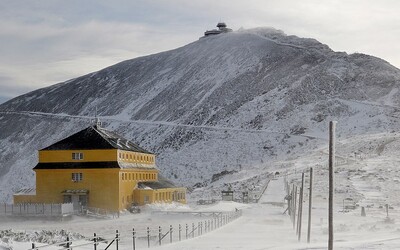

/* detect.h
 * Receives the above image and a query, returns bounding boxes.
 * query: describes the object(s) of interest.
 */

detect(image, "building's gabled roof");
[41,125,152,154]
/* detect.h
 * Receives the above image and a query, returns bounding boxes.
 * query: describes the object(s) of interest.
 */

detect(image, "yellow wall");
[118,169,158,209]
[39,149,118,163]
[35,168,121,211]
[134,187,187,206]
[117,150,155,165]
[16,148,186,211]
[39,149,156,165]
[14,194,37,203]
[16,168,163,211]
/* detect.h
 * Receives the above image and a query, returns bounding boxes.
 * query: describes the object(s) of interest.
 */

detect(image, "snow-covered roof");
[14,188,36,195]
[61,189,89,194]
[138,175,178,190]
[41,125,152,154]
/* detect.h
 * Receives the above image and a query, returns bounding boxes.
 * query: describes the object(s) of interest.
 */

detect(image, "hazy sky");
[0,0,399,104]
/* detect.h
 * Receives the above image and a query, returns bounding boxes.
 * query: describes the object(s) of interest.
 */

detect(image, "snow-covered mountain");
[1,27,400,202]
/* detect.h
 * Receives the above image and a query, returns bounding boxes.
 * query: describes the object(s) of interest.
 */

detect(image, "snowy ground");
[2,177,400,250]
[3,133,400,249]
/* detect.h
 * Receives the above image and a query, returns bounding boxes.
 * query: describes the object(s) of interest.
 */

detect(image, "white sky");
[0,0,399,103]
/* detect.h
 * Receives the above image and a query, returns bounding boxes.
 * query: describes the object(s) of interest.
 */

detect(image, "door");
[63,195,72,203]
[71,195,80,210]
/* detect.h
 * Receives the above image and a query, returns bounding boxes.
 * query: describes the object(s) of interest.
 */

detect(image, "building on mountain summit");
[204,22,233,37]
[13,124,186,212]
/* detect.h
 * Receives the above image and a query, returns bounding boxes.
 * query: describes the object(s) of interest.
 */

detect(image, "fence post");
[147,227,150,248]
[170,225,173,243]
[197,221,200,236]
[192,223,195,238]
[116,230,119,250]
[179,224,182,241]
[66,236,70,250]
[159,226,162,245]
[186,224,188,239]
[94,233,97,250]
[132,228,136,250]
[32,243,36,250]
[290,188,294,222]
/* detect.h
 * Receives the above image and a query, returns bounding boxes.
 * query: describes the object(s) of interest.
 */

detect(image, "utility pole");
[328,121,336,250]
[297,172,304,241]
[293,185,297,229]
[307,167,313,243]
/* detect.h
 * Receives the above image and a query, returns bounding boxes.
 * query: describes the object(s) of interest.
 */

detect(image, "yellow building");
[14,125,186,212]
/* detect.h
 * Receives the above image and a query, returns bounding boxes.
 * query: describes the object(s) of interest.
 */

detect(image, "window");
[144,195,149,204]
[72,152,83,160]
[72,173,83,182]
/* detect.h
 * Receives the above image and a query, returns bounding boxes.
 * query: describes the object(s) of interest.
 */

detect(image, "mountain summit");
[1,27,400,202]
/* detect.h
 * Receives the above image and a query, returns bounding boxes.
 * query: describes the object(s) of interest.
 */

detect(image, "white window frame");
[72,152,84,160]
[72,173,83,182]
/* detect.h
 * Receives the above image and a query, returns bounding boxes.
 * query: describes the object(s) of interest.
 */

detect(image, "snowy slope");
[1,27,400,202]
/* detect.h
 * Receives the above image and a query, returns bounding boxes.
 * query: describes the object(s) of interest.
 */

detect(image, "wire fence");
[1,203,73,216]
[29,209,242,250]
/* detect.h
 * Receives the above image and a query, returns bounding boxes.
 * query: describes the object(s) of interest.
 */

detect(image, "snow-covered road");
[156,178,301,250]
